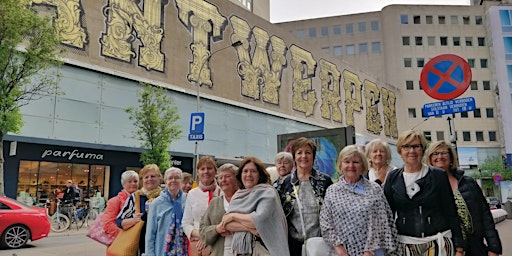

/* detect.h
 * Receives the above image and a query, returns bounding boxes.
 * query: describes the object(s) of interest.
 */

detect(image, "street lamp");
[193,40,243,178]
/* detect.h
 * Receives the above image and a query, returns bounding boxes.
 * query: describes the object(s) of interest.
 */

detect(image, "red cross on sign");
[420,54,472,100]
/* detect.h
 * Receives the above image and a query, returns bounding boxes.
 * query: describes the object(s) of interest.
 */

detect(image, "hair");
[218,163,239,176]
[291,137,317,161]
[425,140,460,170]
[396,130,427,154]
[139,164,163,181]
[182,172,193,185]
[274,151,293,165]
[337,145,369,175]
[121,170,139,185]
[365,138,392,165]
[236,156,270,188]
[197,155,217,173]
[164,167,183,180]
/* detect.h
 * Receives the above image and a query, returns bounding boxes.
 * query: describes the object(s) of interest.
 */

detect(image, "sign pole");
[447,115,459,166]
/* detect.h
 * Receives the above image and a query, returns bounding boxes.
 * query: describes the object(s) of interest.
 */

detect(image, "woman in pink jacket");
[103,170,139,256]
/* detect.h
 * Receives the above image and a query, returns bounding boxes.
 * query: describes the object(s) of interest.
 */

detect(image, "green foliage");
[0,0,62,195]
[125,83,182,172]
[467,156,512,181]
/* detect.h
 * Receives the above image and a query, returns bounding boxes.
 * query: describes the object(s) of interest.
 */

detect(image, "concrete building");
[276,2,512,170]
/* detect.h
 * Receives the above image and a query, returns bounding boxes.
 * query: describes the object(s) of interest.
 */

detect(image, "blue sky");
[270,0,471,23]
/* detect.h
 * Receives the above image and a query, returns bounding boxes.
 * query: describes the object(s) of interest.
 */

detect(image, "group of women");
[100,131,502,256]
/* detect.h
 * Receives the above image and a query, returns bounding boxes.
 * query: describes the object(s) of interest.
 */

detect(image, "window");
[428,36,435,46]
[346,44,355,55]
[296,29,305,38]
[309,27,317,37]
[423,131,432,141]
[473,108,481,118]
[480,59,488,68]
[333,25,341,35]
[483,80,491,90]
[468,59,475,68]
[401,14,409,24]
[402,36,410,46]
[371,21,379,31]
[406,80,414,90]
[476,16,483,25]
[358,22,366,32]
[476,131,484,141]
[346,23,354,34]
[465,37,473,46]
[321,46,330,53]
[478,37,485,46]
[436,131,445,141]
[415,36,423,46]
[451,15,458,24]
[408,108,417,118]
[461,112,469,118]
[426,15,433,24]
[321,26,329,37]
[359,43,368,53]
[414,15,421,24]
[440,37,448,46]
[418,81,423,90]
[417,58,425,67]
[438,15,446,24]
[463,131,471,141]
[404,58,412,67]
[453,37,460,46]
[470,81,478,90]
[371,42,381,53]
[463,16,470,25]
[486,108,494,118]
[489,131,497,141]
[333,46,342,56]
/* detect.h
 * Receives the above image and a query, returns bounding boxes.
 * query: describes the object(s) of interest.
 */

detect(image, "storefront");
[3,136,193,202]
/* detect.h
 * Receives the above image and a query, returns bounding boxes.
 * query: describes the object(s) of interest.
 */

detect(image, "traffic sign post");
[420,54,472,101]
[189,112,205,141]
[422,97,476,117]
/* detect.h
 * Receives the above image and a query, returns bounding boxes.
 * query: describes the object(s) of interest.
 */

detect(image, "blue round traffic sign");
[420,54,472,100]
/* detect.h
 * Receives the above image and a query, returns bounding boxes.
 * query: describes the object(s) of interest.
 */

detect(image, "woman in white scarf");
[220,156,289,256]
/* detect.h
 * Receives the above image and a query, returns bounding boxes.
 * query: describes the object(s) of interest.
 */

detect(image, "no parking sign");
[420,54,472,100]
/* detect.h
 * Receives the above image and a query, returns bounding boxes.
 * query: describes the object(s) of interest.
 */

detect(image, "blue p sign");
[190,112,205,134]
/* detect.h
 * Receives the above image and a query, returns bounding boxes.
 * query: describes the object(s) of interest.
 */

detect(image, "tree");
[125,83,182,172]
[0,0,62,196]
[478,156,512,180]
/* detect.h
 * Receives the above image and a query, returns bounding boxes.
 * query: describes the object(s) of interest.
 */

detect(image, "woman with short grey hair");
[273,152,293,186]
[365,138,395,186]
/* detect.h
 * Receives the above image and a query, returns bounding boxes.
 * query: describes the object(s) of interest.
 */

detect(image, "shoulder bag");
[107,191,145,256]
[86,212,115,246]
[295,186,335,256]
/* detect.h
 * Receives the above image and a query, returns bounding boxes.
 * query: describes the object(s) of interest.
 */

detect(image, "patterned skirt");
[401,237,454,256]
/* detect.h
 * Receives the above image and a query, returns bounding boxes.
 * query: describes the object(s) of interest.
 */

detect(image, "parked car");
[0,196,50,249]
[486,196,502,209]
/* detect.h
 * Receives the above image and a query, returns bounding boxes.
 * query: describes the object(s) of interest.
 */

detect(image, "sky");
[270,0,471,23]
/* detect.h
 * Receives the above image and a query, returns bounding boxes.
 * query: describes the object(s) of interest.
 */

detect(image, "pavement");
[47,226,89,237]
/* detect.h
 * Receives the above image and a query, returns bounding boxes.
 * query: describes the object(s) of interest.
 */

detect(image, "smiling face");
[294,145,314,172]
[429,146,451,171]
[142,170,161,191]
[399,137,424,167]
[340,153,364,181]
[241,162,260,189]
[217,170,239,196]
[276,158,293,178]
[198,163,216,186]
[370,144,388,167]
[165,170,182,194]
[122,177,139,194]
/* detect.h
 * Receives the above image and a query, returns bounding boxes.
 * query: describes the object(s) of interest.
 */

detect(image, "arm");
[182,191,195,239]
[437,170,465,251]
[222,212,258,235]
[199,199,225,246]
[144,202,158,256]
[103,196,121,236]
[115,195,142,230]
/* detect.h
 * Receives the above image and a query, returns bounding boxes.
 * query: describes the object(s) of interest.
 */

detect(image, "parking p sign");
[189,112,205,141]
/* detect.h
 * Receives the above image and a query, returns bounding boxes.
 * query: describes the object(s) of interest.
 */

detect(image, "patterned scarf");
[164,189,188,256]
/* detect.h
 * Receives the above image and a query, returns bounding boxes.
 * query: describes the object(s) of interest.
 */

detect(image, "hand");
[488,252,499,256]
[334,244,348,256]
[249,228,259,236]
[196,239,207,251]
[455,251,464,256]
[221,213,234,224]
[363,251,373,256]
[215,224,230,236]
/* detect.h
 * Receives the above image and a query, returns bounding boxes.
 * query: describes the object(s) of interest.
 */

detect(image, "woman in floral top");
[275,137,333,255]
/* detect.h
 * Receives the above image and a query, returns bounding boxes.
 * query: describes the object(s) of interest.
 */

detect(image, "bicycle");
[47,200,71,232]
[75,198,98,228]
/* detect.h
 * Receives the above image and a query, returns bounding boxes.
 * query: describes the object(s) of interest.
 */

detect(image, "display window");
[17,160,107,205]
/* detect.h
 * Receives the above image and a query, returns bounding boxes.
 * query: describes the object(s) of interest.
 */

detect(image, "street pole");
[447,114,459,166]
[192,40,243,179]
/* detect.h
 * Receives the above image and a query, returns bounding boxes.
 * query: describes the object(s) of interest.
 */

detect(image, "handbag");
[294,186,335,256]
[86,212,115,246]
[107,191,144,256]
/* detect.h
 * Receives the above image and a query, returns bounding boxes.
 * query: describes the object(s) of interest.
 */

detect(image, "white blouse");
[182,186,221,239]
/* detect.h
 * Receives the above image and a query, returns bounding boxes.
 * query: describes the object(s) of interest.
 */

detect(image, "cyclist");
[61,180,78,219]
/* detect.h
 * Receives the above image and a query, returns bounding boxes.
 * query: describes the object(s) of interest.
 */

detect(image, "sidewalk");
[48,226,89,237]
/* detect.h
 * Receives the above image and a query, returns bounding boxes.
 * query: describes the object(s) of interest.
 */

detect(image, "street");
[2,219,512,256]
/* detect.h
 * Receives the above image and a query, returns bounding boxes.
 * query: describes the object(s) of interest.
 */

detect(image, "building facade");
[4,0,402,200]
[277,3,511,169]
